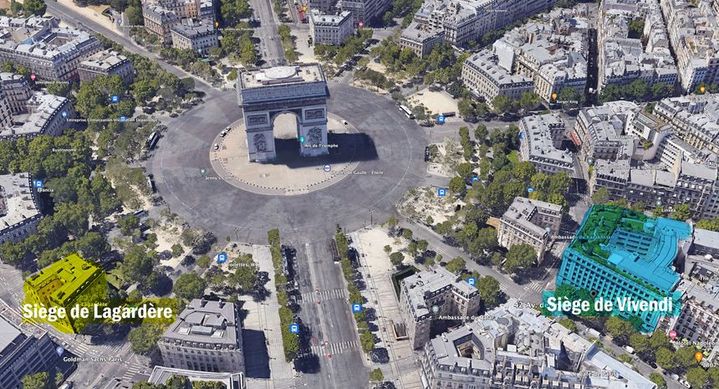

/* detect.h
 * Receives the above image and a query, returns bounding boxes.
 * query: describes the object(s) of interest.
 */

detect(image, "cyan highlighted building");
[556,205,692,332]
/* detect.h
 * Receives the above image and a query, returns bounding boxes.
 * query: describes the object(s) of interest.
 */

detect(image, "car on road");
[374,382,396,389]
[368,321,379,332]
[214,143,219,150]
[370,348,389,363]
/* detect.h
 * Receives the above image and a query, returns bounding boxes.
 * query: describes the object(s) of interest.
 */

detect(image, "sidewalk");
[351,228,423,389]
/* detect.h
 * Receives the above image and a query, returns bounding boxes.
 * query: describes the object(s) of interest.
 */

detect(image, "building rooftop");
[162,299,239,347]
[427,298,656,389]
[502,196,562,238]
[0,16,98,62]
[0,315,23,360]
[239,64,325,89]
[402,267,476,319]
[465,49,534,87]
[309,9,352,25]
[0,173,39,232]
[171,20,216,38]
[25,253,103,306]
[568,205,691,292]
[79,49,129,71]
[519,113,575,171]
[148,366,245,389]
[0,93,69,137]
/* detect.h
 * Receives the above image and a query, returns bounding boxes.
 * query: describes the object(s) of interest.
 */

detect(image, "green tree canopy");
[173,272,207,300]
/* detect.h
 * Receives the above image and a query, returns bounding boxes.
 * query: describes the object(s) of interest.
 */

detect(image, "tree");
[449,176,466,194]
[128,322,163,355]
[369,368,384,382]
[558,318,577,332]
[492,95,514,114]
[671,204,692,221]
[171,243,184,257]
[518,91,540,111]
[119,214,140,236]
[591,187,610,204]
[474,124,488,144]
[477,276,501,307]
[649,373,666,389]
[196,255,211,268]
[389,252,404,267]
[360,330,375,352]
[696,217,719,231]
[231,255,258,291]
[173,272,207,300]
[604,317,635,345]
[686,367,709,389]
[445,257,466,274]
[23,0,46,16]
[383,245,392,254]
[628,333,650,355]
[503,244,536,274]
[401,228,413,240]
[21,372,49,389]
[656,347,675,370]
[121,246,155,284]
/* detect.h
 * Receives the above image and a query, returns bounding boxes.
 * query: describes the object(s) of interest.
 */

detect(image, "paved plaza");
[211,114,361,196]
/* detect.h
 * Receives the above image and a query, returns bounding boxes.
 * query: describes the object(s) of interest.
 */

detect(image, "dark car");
[375,382,396,389]
[370,348,389,364]
[368,321,379,332]
[365,307,377,321]
[258,271,270,282]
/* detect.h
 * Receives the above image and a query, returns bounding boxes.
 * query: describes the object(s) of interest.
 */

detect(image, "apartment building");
[653,94,719,156]
[159,299,245,373]
[142,0,215,45]
[659,0,719,92]
[519,113,575,176]
[170,21,218,55]
[399,22,444,58]
[409,0,557,47]
[148,366,246,389]
[597,0,678,93]
[78,49,135,84]
[572,101,638,161]
[420,298,657,389]
[309,10,354,46]
[462,48,534,109]
[0,173,40,245]
[398,267,481,350]
[0,93,75,140]
[0,16,102,81]
[498,7,589,104]
[336,0,391,26]
[497,196,562,263]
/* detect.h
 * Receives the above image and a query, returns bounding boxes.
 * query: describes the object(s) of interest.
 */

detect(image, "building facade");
[309,10,354,46]
[556,205,691,332]
[0,316,62,389]
[462,49,534,109]
[519,113,575,176]
[159,299,245,373]
[398,267,481,350]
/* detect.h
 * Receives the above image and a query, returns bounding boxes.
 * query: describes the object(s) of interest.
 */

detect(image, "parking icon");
[217,252,228,264]
[111,95,119,103]
[33,179,43,189]
[352,303,362,313]
[437,188,447,197]
[290,323,299,334]
[467,277,476,286]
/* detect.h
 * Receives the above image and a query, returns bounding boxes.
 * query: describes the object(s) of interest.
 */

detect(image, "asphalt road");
[250,0,286,66]
[147,82,427,243]
[289,239,368,389]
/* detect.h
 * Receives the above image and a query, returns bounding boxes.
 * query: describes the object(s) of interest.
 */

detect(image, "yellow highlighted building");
[23,253,108,333]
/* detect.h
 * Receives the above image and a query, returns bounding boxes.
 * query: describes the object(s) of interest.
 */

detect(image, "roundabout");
[147,82,427,242]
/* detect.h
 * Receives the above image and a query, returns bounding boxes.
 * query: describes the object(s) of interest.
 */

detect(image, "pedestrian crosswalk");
[300,288,348,304]
[121,363,144,382]
[305,340,360,356]
[524,282,545,293]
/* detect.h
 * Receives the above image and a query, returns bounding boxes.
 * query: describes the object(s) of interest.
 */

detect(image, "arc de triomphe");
[236,64,330,162]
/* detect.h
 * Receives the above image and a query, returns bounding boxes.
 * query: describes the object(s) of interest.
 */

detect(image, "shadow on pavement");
[270,132,378,168]
[242,329,271,378]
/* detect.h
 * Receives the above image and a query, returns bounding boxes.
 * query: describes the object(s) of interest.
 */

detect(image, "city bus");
[398,105,414,119]
[146,131,160,150]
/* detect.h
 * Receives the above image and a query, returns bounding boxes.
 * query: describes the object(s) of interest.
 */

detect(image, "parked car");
[370,348,389,364]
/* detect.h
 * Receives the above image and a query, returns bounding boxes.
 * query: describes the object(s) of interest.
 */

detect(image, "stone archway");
[237,65,330,162]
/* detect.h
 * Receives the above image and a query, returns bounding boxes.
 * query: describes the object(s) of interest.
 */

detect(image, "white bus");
[398,105,414,119]
[146,131,159,150]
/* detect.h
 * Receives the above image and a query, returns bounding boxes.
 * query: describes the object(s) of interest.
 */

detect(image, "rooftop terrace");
[569,205,691,291]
